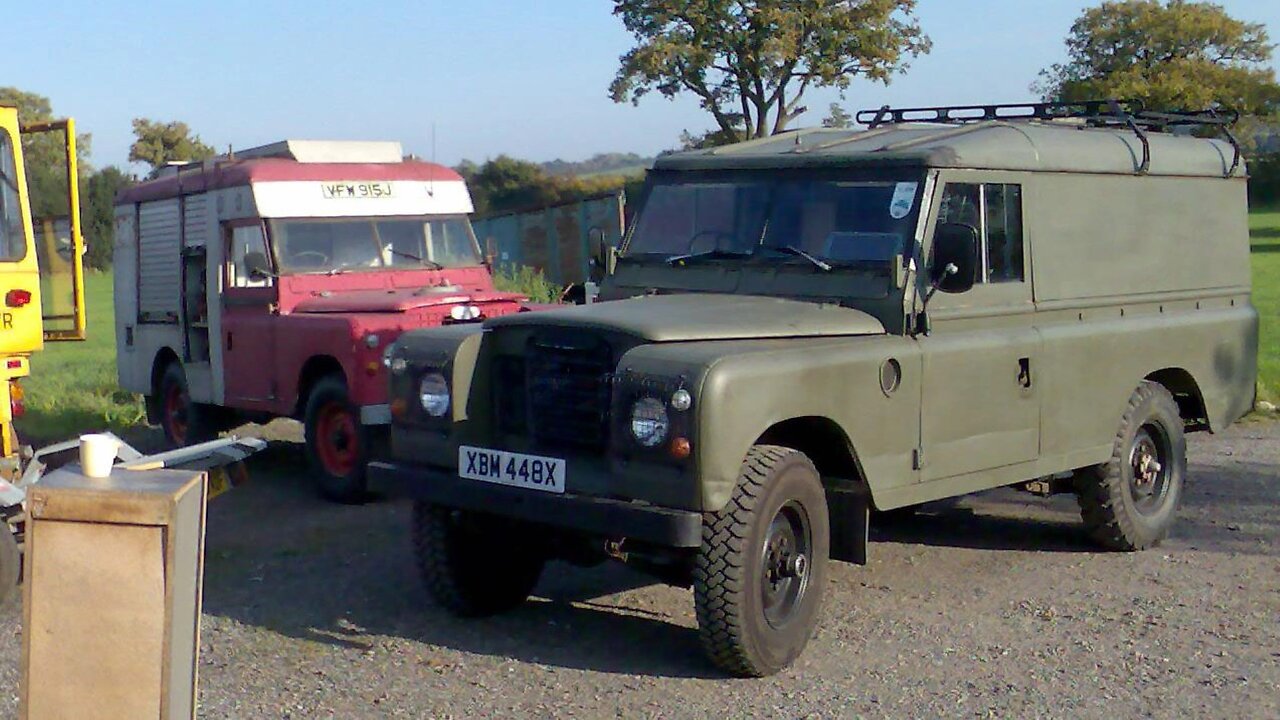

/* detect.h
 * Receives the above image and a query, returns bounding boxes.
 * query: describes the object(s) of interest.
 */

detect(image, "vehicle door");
[916,173,1041,481]
[8,119,88,349]
[220,220,278,405]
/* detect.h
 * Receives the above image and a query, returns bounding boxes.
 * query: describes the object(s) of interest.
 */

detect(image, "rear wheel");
[0,522,19,609]
[694,445,830,677]
[158,363,215,447]
[411,503,546,617]
[303,376,369,503]
[1075,381,1186,551]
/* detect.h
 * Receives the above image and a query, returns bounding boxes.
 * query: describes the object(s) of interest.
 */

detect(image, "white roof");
[231,140,405,164]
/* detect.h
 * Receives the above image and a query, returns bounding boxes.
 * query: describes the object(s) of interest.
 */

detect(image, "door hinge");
[913,447,925,470]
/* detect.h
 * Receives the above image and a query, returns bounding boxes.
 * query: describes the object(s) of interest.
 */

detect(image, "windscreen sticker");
[889,182,918,219]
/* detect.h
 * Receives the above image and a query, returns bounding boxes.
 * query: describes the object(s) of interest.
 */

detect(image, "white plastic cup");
[79,434,121,478]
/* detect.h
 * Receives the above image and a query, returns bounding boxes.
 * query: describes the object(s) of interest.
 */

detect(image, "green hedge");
[1250,153,1280,209]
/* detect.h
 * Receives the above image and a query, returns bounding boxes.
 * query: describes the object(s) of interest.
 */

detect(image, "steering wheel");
[291,250,329,267]
[687,230,734,256]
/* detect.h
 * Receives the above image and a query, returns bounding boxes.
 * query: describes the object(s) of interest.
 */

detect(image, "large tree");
[81,166,133,270]
[610,0,929,143]
[1037,1,1280,117]
[129,119,215,174]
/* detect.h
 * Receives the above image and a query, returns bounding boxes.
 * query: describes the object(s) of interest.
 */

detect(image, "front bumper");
[368,461,704,548]
[359,404,391,425]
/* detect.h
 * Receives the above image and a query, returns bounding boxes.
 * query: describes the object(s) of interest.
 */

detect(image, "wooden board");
[23,521,166,718]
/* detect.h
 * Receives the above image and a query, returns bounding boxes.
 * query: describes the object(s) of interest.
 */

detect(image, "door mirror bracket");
[244,251,275,281]
[926,223,979,298]
[916,223,980,334]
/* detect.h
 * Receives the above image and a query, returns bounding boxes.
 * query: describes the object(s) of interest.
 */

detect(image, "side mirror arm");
[922,263,958,308]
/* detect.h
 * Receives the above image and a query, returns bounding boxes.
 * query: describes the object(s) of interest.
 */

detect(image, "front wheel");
[1075,381,1187,551]
[158,363,216,447]
[694,445,830,677]
[0,522,19,609]
[411,503,546,617]
[303,376,370,504]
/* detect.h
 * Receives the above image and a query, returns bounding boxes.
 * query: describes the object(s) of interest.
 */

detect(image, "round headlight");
[364,333,381,349]
[630,397,670,448]
[418,372,450,417]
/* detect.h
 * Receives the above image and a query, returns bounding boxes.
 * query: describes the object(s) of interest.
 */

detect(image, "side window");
[933,182,1024,284]
[227,224,271,288]
[985,184,1024,283]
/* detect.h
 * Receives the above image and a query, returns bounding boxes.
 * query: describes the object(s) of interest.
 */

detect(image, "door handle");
[1018,357,1032,388]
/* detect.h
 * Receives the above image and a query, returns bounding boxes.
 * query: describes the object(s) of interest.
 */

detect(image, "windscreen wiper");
[771,245,833,272]
[665,249,753,266]
[387,248,443,269]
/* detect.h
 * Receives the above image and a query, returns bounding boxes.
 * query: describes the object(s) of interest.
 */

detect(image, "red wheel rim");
[315,402,359,476]
[164,383,188,445]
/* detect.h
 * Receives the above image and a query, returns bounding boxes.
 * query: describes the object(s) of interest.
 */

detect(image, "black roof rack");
[855,100,1242,177]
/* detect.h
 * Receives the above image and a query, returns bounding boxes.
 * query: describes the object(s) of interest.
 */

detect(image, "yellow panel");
[0,110,43,355]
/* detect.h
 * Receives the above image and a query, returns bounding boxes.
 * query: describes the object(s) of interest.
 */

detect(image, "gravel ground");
[2,419,1277,718]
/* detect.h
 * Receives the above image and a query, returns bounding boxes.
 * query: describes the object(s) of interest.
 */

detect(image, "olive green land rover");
[370,102,1258,677]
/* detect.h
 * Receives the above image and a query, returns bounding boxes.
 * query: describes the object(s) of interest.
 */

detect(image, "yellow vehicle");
[0,104,88,607]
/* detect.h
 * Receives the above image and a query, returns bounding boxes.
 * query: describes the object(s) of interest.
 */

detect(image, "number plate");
[459,446,565,494]
[207,467,233,500]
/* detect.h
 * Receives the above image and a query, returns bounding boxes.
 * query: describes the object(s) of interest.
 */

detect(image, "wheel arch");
[754,416,869,492]
[1144,367,1209,432]
[753,416,872,566]
[295,355,347,418]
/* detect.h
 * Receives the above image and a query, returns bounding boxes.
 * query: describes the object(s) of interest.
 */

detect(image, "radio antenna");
[429,122,437,197]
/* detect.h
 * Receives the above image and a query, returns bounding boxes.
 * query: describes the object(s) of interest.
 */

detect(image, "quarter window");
[935,182,1024,284]
[0,129,26,262]
[227,224,271,288]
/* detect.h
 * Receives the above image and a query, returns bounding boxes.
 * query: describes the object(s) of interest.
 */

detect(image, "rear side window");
[0,129,26,262]
[935,182,1024,283]
[985,184,1023,282]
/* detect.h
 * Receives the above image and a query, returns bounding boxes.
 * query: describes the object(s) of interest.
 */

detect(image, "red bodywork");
[221,266,523,415]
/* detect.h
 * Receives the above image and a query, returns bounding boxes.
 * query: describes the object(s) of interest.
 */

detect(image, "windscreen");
[270,215,482,273]
[625,172,924,266]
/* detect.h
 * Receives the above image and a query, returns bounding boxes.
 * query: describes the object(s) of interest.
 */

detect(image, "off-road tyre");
[0,524,19,610]
[158,362,217,447]
[411,502,546,617]
[1075,381,1186,551]
[303,376,369,504]
[694,445,830,677]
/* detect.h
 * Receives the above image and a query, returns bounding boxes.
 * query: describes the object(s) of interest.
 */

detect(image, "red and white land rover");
[114,140,525,501]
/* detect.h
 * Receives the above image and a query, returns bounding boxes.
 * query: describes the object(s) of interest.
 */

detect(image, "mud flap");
[826,487,869,565]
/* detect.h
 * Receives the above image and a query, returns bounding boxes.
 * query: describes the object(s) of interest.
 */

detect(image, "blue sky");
[9,0,1279,172]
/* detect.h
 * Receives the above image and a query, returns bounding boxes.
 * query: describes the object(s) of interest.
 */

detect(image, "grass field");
[12,210,1280,443]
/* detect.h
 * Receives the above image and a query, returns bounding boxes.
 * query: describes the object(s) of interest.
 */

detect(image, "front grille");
[524,334,613,451]
[494,355,529,436]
